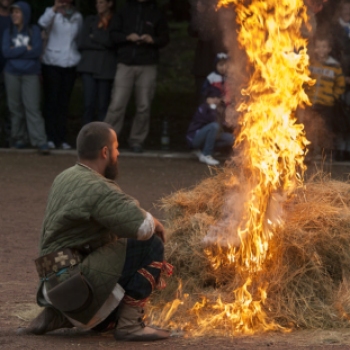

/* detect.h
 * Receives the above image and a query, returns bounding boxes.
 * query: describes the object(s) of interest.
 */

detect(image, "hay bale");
[150,170,350,332]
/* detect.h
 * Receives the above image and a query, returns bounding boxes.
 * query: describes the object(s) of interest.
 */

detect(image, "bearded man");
[18,121,170,341]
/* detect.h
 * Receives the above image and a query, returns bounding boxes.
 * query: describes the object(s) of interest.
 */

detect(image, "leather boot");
[17,307,73,335]
[114,303,170,341]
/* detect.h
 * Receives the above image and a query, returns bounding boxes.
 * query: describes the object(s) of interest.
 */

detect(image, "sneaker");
[38,143,50,155]
[47,141,56,149]
[61,142,72,150]
[199,154,220,166]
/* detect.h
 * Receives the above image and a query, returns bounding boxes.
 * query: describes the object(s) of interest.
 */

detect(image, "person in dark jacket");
[201,52,230,105]
[186,86,234,166]
[0,0,13,148]
[77,0,117,125]
[2,1,49,153]
[104,0,169,153]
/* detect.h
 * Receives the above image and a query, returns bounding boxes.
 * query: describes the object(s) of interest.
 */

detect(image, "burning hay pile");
[147,0,350,336]
[150,169,350,334]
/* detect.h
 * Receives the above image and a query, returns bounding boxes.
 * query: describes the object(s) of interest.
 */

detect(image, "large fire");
[151,0,313,335]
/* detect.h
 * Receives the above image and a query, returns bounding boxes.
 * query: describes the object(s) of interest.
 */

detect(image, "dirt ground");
[2,150,350,349]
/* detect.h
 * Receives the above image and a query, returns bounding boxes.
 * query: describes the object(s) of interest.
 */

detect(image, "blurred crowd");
[0,0,349,164]
[301,0,350,161]
[186,0,350,164]
[0,0,169,154]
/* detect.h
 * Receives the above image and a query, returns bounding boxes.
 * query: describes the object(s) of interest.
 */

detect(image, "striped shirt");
[307,56,345,107]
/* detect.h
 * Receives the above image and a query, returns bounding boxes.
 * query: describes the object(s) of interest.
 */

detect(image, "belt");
[35,248,82,278]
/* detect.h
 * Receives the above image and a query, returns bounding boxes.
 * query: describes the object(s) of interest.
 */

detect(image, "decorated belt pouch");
[46,266,93,313]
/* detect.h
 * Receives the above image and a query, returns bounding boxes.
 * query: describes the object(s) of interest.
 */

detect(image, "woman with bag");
[77,0,117,125]
[38,0,82,150]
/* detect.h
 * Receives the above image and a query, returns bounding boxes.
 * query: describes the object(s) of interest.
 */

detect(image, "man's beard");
[104,158,118,180]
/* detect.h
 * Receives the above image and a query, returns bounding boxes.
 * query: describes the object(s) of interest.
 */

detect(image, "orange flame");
[151,0,312,336]
[192,0,311,334]
[218,0,311,268]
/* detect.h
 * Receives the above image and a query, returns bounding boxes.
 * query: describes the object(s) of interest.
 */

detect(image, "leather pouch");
[46,271,93,313]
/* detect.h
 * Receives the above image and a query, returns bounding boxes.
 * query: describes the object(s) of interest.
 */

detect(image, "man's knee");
[150,234,164,262]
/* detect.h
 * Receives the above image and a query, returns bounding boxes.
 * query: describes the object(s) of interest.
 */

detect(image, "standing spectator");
[77,0,117,125]
[104,0,169,153]
[0,0,13,147]
[302,33,345,159]
[38,0,82,150]
[2,2,49,154]
[186,86,234,166]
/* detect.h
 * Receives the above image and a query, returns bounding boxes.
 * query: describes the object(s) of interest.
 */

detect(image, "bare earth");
[1,150,350,349]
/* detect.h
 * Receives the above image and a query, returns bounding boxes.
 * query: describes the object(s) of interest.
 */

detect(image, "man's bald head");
[77,122,114,161]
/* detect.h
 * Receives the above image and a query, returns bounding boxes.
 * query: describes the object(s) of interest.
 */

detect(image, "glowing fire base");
[149,172,350,335]
[148,0,348,336]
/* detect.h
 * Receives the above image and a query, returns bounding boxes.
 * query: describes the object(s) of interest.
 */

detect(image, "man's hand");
[153,218,165,243]
[127,33,142,42]
[140,34,154,44]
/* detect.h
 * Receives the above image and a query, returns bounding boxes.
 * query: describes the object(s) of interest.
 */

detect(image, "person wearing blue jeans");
[186,85,234,165]
[77,0,117,125]
[0,0,13,148]
[2,1,49,154]
[80,75,113,124]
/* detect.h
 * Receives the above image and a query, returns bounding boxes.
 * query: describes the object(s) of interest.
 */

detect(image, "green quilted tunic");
[36,164,146,324]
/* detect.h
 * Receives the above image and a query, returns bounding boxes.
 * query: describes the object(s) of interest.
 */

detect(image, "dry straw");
[149,168,350,334]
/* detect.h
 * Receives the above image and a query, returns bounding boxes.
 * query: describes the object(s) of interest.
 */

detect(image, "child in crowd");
[186,85,234,166]
[201,52,228,103]
[2,1,49,154]
[303,33,345,159]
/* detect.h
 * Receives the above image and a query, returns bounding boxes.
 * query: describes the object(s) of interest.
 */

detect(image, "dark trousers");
[42,64,76,145]
[118,235,164,300]
[81,73,113,125]
[93,235,164,332]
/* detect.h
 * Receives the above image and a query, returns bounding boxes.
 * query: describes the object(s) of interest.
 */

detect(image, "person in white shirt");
[38,0,82,150]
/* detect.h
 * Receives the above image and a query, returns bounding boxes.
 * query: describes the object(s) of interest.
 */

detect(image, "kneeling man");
[19,122,170,341]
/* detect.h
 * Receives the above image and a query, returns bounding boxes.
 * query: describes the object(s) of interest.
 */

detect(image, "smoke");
[296,107,333,153]
[200,2,310,248]
[189,0,222,41]
[203,189,247,247]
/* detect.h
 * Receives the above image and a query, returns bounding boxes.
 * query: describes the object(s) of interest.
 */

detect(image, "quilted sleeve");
[90,183,146,239]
